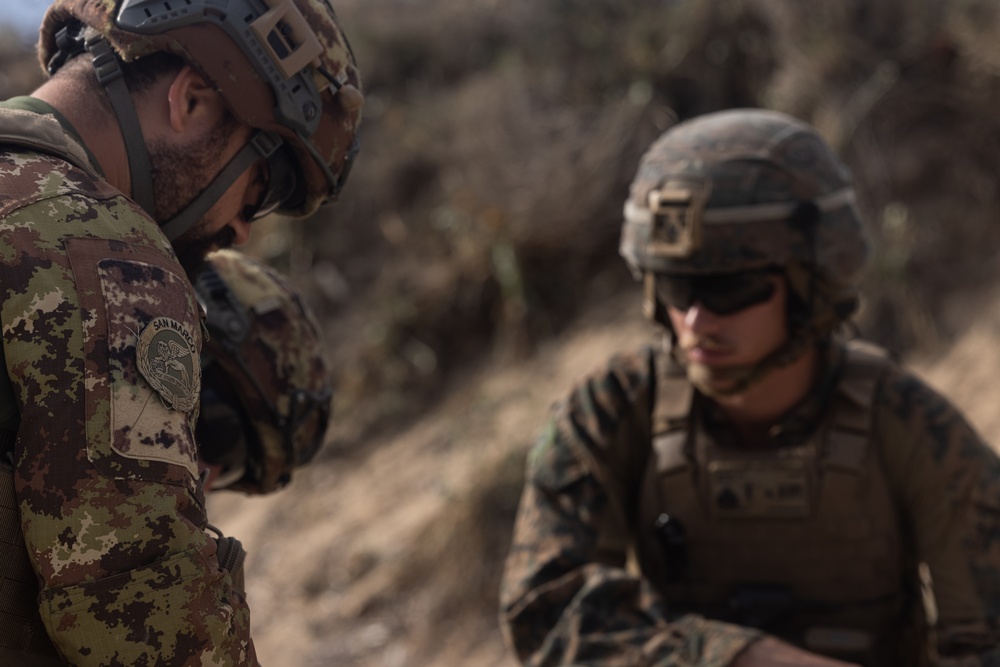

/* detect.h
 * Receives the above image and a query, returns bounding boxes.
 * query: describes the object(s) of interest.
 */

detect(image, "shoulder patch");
[136,316,200,412]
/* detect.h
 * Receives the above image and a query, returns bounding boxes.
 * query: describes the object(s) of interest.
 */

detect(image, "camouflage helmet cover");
[620,108,869,321]
[197,249,332,494]
[39,0,363,219]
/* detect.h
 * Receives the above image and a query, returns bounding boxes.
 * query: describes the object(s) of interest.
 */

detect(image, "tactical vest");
[634,341,921,666]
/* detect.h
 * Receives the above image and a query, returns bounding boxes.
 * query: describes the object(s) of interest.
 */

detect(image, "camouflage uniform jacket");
[0,102,257,664]
[500,339,1000,666]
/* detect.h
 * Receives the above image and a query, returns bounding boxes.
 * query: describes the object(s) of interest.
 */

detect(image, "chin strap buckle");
[47,20,88,75]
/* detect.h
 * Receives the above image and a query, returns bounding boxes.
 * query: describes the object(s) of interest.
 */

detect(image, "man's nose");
[682,301,720,333]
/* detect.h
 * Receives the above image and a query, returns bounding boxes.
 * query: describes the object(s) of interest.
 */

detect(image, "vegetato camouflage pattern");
[40,0,364,218]
[501,341,1000,666]
[0,107,256,664]
[620,109,869,329]
[198,249,332,494]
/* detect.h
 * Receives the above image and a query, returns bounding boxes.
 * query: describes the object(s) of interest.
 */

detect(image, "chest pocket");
[65,237,202,486]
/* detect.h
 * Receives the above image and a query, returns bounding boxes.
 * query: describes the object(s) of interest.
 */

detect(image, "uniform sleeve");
[0,198,257,665]
[875,368,1000,663]
[500,348,761,667]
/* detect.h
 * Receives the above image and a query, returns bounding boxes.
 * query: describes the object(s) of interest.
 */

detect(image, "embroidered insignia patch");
[136,316,200,412]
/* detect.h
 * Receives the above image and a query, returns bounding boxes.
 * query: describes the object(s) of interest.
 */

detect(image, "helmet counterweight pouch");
[647,180,711,259]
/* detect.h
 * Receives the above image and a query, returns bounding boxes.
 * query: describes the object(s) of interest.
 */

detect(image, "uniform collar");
[699,340,844,449]
[0,96,106,177]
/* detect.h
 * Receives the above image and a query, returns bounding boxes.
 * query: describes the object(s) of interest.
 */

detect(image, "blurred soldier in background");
[0,0,360,664]
[195,249,333,495]
[501,109,1000,666]
[193,249,335,595]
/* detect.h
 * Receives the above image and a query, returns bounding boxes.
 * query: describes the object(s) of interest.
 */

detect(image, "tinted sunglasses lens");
[248,146,302,221]
[656,276,695,311]
[697,272,776,314]
[656,271,776,315]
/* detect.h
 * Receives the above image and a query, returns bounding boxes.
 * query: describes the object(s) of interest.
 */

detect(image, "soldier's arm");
[500,348,762,667]
[730,637,860,666]
[875,368,1000,663]
[0,199,256,665]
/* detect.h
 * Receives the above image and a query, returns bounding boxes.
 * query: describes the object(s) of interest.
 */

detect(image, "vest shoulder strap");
[651,346,693,435]
[824,339,893,472]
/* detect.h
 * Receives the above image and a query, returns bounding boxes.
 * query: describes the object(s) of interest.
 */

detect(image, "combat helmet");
[620,109,869,392]
[39,0,363,240]
[195,249,332,493]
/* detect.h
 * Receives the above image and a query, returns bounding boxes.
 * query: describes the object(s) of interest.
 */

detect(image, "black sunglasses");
[242,136,304,222]
[656,270,778,315]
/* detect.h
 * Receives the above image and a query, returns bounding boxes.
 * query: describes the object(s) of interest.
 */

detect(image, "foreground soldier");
[195,249,333,494]
[0,0,361,664]
[0,249,335,665]
[500,109,1000,666]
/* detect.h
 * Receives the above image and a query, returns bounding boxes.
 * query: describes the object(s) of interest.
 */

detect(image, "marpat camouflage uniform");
[0,101,256,664]
[501,340,1000,666]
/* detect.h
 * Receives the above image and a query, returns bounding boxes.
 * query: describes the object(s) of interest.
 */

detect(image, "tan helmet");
[620,109,869,394]
[39,0,363,239]
[621,108,868,336]
[195,249,332,494]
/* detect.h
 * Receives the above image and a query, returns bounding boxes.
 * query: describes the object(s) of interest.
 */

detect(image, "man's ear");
[166,65,225,135]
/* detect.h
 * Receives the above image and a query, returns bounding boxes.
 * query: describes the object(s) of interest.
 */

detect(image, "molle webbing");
[639,340,908,663]
[0,460,60,662]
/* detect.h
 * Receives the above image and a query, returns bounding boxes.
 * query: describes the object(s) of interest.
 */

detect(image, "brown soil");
[209,284,1000,666]
[208,292,655,666]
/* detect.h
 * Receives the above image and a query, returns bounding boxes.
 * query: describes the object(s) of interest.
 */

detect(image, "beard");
[149,119,241,280]
[171,225,237,279]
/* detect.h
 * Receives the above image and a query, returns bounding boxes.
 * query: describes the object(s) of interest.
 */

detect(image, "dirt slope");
[209,285,1000,667]
[209,290,655,666]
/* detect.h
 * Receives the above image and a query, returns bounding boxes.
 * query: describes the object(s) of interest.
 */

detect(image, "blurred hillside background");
[7,0,1000,665]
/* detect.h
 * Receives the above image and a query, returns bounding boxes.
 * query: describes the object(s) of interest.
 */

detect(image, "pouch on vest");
[637,340,917,666]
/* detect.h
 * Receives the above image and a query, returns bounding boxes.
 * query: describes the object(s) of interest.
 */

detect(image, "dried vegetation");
[6,1,1000,664]
[246,0,1000,446]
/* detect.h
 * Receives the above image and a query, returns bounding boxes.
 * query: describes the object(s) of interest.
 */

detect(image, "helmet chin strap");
[85,35,283,242]
[159,132,282,242]
[84,34,155,216]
